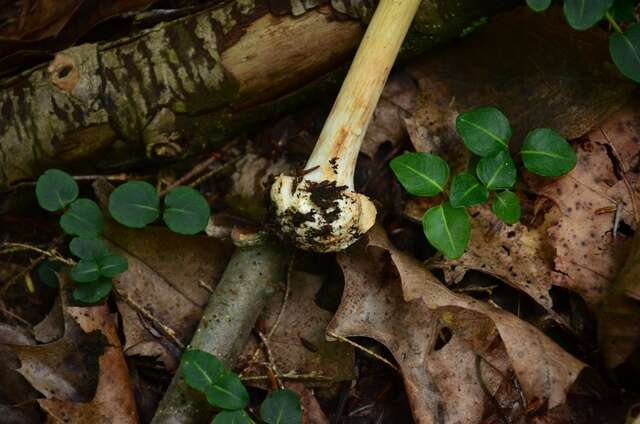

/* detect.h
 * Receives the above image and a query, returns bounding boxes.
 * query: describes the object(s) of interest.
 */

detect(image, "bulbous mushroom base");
[270,175,377,252]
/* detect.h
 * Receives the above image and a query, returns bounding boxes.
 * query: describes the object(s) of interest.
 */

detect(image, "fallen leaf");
[405,6,634,154]
[536,118,639,306]
[240,270,355,386]
[103,223,233,369]
[38,283,138,423]
[328,226,584,423]
[436,205,557,313]
[598,233,640,368]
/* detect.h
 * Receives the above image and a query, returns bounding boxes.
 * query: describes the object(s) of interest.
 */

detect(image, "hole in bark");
[57,65,73,78]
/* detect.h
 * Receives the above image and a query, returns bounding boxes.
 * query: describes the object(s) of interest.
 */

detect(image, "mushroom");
[270,0,422,252]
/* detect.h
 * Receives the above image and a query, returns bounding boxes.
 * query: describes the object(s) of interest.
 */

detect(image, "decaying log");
[152,243,289,424]
[0,0,512,188]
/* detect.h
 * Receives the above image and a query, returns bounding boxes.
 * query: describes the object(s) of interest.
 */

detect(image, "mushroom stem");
[270,0,421,252]
[304,0,423,189]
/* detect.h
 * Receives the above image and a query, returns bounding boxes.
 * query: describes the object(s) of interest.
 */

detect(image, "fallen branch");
[152,243,289,423]
[0,0,511,189]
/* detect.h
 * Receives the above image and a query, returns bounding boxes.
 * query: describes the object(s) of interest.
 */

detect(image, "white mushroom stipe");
[269,0,421,252]
[270,175,376,252]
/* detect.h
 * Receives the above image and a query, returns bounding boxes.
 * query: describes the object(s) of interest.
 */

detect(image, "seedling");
[180,349,302,424]
[390,106,577,259]
[35,171,210,302]
[527,0,640,83]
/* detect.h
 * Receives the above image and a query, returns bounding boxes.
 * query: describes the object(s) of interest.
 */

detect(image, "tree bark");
[0,0,512,189]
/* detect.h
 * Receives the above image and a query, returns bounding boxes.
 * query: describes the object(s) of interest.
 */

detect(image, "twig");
[158,151,222,197]
[327,331,399,372]
[0,242,75,265]
[197,280,214,293]
[258,331,283,389]
[189,156,241,188]
[240,371,333,382]
[114,287,185,349]
[0,299,34,332]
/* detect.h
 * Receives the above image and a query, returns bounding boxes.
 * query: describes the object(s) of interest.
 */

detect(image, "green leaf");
[108,181,160,228]
[422,203,470,259]
[389,152,450,197]
[476,150,517,190]
[163,186,210,235]
[69,237,108,260]
[492,191,522,224]
[70,259,100,283]
[98,255,128,278]
[449,173,489,208]
[609,24,640,83]
[35,169,78,212]
[73,278,112,303]
[37,260,60,288]
[526,0,552,12]
[60,199,104,238]
[563,0,614,30]
[212,410,253,424]
[260,390,303,424]
[205,372,250,411]
[455,107,511,157]
[180,349,225,393]
[521,128,577,177]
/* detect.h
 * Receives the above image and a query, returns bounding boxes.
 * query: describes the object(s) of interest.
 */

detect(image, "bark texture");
[0,0,512,188]
[151,243,289,424]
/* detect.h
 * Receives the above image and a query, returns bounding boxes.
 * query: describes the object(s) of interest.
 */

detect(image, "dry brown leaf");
[405,6,633,153]
[328,226,584,423]
[286,382,330,424]
[536,120,639,306]
[598,233,640,368]
[240,270,355,386]
[103,223,232,369]
[361,72,416,158]
[437,206,557,312]
[38,291,138,423]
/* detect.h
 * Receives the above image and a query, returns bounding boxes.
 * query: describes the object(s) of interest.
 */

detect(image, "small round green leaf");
[37,260,60,288]
[389,152,449,197]
[455,107,511,157]
[527,0,552,11]
[73,278,112,303]
[610,24,640,83]
[260,390,303,424]
[521,128,577,177]
[36,169,78,212]
[492,191,522,224]
[163,186,210,235]
[60,199,104,238]
[476,150,517,190]
[563,0,614,30]
[70,259,100,283]
[98,255,128,278]
[108,181,160,228]
[69,237,108,260]
[449,173,489,208]
[422,203,470,259]
[212,410,253,424]
[181,349,224,393]
[205,372,250,411]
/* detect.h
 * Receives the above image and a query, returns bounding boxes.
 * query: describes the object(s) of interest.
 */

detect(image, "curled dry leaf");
[240,271,355,386]
[103,223,233,369]
[38,286,138,423]
[328,226,584,423]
